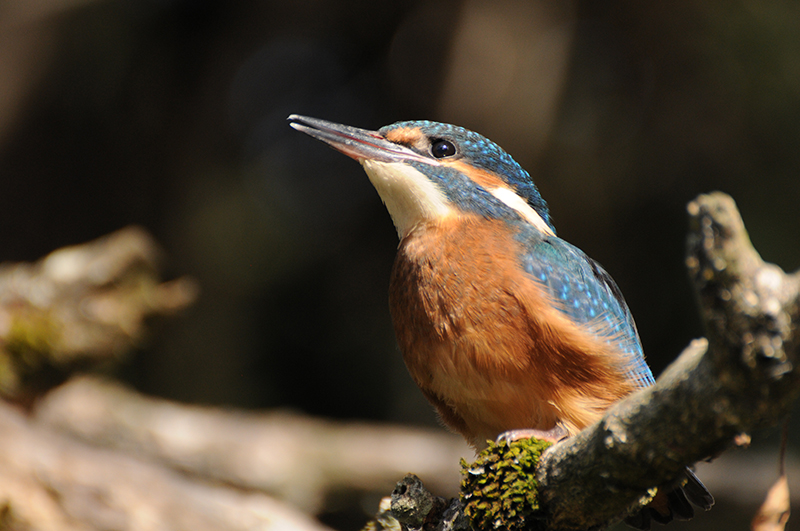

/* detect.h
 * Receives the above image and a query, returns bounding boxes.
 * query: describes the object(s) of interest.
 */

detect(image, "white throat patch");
[361,159,454,239]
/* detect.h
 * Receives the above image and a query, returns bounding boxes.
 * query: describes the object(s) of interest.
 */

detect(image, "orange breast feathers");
[388,216,637,449]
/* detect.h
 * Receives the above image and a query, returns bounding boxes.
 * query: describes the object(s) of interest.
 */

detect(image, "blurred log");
[35,375,471,514]
[0,226,198,401]
[0,399,335,531]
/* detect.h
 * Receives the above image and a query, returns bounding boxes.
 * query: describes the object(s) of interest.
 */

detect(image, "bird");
[287,114,713,528]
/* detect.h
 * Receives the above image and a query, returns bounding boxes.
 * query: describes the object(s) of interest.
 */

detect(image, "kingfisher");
[287,114,713,528]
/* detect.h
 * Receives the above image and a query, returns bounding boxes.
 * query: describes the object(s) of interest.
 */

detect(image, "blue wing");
[514,226,655,388]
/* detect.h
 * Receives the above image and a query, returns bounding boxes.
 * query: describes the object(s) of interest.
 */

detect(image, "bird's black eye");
[431,139,456,158]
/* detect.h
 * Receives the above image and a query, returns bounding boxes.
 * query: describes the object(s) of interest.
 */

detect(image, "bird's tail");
[624,468,714,530]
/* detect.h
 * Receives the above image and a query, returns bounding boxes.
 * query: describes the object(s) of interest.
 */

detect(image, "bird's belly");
[389,248,562,444]
[421,343,562,444]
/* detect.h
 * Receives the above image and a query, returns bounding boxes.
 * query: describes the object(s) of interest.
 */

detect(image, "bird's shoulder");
[511,223,655,387]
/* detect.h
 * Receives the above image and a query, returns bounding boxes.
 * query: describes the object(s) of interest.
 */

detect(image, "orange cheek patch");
[443,160,506,190]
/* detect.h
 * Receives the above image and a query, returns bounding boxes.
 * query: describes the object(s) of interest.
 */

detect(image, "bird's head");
[288,115,554,239]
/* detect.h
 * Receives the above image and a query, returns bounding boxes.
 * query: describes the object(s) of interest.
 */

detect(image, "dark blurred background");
[1,0,799,529]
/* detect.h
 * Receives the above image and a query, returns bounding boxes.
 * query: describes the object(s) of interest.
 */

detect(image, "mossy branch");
[375,192,800,531]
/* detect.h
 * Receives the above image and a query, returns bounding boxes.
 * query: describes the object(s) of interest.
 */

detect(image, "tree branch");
[537,192,800,529]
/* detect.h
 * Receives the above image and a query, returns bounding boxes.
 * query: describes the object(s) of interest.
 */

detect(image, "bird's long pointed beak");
[287,114,433,165]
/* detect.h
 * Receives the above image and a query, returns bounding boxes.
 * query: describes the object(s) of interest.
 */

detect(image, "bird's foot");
[497,425,569,445]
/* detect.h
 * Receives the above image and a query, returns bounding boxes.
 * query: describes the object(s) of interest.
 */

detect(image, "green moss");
[0,310,62,397]
[5,310,60,365]
[460,438,552,531]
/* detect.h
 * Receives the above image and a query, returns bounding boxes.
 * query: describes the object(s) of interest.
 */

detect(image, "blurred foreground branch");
[0,401,335,531]
[379,192,800,531]
[0,377,470,531]
[0,375,469,531]
[34,375,469,514]
[0,226,198,401]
